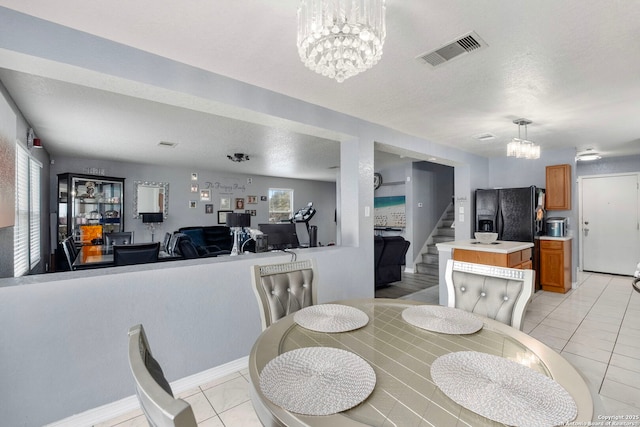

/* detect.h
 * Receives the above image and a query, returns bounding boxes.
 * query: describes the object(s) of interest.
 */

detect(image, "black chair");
[127,324,197,427]
[114,242,160,266]
[375,236,411,287]
[61,237,77,270]
[176,236,228,259]
[105,231,134,246]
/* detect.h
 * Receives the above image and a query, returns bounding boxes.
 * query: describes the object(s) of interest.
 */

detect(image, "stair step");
[436,227,455,237]
[432,235,454,243]
[426,245,439,255]
[421,253,439,264]
[415,262,439,275]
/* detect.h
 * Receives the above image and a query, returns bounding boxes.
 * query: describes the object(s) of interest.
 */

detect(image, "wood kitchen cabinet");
[453,247,532,269]
[545,164,571,210]
[540,238,572,293]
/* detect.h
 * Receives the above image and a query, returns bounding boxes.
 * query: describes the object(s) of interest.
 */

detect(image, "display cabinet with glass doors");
[57,173,125,247]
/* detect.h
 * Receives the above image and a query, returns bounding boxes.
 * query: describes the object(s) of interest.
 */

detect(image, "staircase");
[415,204,455,283]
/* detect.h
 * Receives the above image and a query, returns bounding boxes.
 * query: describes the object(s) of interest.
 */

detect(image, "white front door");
[580,173,640,275]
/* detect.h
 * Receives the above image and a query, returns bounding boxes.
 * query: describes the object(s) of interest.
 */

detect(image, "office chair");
[114,242,160,266]
[105,231,134,246]
[61,237,77,270]
[251,259,317,330]
[127,324,197,427]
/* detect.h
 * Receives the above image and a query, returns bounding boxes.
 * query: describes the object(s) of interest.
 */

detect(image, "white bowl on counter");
[474,232,498,244]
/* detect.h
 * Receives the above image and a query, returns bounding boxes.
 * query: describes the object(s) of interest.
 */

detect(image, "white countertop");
[436,239,534,254]
[538,236,573,241]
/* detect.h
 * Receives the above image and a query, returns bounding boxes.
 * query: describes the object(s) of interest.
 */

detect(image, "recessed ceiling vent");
[158,141,177,148]
[416,31,487,68]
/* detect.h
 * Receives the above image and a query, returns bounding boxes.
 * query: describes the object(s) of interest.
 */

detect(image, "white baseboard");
[45,356,249,427]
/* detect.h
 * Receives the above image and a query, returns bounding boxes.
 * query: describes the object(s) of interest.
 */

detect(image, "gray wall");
[576,154,640,176]
[0,8,489,426]
[0,80,51,279]
[410,162,454,263]
[374,160,454,266]
[0,248,366,426]
[50,156,337,249]
[489,147,579,279]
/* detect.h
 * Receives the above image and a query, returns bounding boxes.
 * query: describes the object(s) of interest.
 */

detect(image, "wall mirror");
[133,181,169,219]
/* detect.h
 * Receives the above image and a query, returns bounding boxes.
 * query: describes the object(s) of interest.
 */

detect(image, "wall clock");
[374,173,382,190]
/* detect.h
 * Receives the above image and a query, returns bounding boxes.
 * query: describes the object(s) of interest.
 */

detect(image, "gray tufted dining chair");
[251,259,318,330]
[445,259,534,331]
[127,324,197,427]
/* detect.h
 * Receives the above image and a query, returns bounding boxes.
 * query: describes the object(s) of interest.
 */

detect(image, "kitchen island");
[435,239,534,305]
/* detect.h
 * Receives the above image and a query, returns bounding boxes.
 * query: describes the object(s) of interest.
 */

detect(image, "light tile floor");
[98,271,640,426]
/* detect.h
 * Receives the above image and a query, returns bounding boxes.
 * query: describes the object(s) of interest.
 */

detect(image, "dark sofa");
[375,236,411,288]
[178,226,233,253]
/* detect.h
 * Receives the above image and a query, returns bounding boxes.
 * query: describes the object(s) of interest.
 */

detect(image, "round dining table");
[249,298,594,427]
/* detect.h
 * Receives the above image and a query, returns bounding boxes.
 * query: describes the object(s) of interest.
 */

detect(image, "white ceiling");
[1,1,639,180]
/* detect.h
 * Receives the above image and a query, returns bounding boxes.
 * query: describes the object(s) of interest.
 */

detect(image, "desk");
[249,299,593,427]
[72,245,178,269]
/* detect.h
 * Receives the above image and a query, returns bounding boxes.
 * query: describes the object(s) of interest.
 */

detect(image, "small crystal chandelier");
[507,118,540,159]
[297,0,386,83]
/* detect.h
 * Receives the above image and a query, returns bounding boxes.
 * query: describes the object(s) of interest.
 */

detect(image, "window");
[14,144,41,277]
[268,188,293,223]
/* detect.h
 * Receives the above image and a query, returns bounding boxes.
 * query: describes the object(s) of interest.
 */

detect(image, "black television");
[141,212,163,223]
[258,223,299,250]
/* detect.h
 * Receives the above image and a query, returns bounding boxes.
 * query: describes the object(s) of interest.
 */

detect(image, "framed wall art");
[218,210,233,224]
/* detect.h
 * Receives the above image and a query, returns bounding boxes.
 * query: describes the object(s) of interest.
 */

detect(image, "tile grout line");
[597,280,637,396]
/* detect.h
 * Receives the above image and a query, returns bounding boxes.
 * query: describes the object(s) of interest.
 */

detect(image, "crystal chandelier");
[297,0,386,83]
[506,118,540,159]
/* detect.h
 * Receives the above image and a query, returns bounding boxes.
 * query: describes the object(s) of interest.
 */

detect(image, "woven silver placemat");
[294,304,369,333]
[402,305,483,334]
[259,347,376,416]
[431,351,577,427]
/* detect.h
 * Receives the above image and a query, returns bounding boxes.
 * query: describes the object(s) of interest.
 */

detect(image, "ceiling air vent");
[158,141,177,148]
[416,31,487,68]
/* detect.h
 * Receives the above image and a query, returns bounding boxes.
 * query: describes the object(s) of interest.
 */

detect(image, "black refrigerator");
[474,186,545,242]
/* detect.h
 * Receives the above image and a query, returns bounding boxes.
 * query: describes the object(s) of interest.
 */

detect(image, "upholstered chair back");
[445,260,534,331]
[251,259,318,330]
[127,324,197,427]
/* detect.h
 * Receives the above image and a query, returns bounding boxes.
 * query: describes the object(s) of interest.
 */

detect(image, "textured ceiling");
[0,1,639,180]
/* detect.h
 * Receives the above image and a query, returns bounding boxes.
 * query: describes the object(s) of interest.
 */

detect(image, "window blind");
[29,158,42,269]
[14,144,29,277]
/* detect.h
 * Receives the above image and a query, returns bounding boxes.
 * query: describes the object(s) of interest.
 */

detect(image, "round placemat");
[431,351,577,427]
[402,305,483,334]
[294,304,369,333]
[259,347,376,416]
